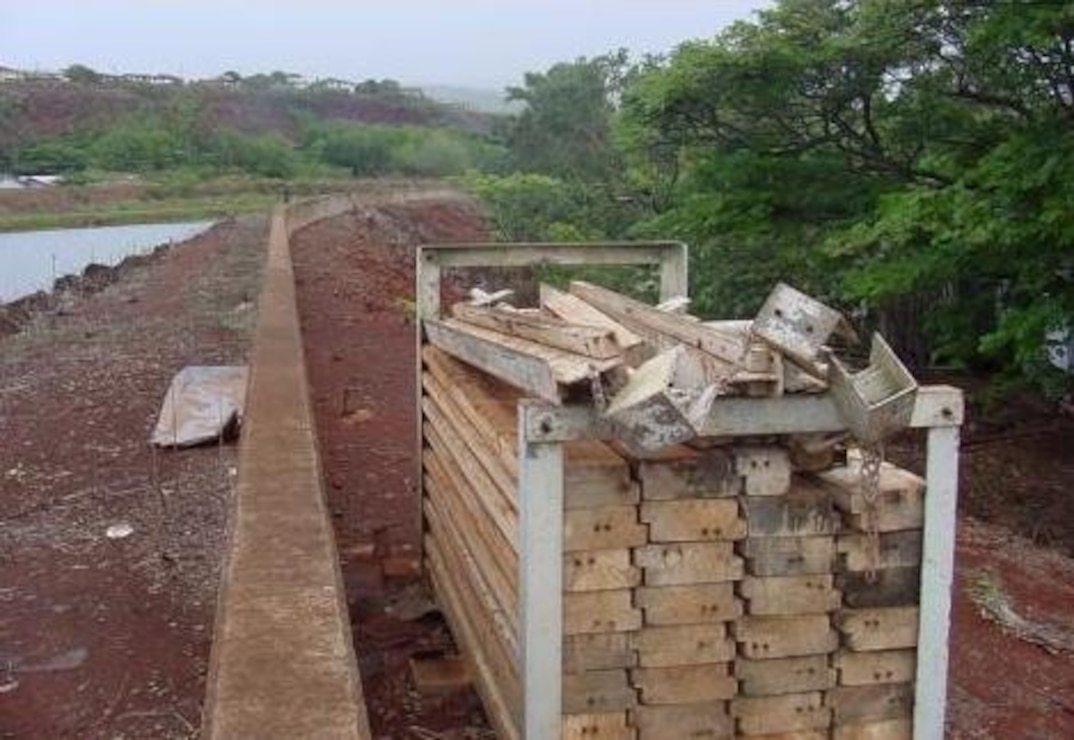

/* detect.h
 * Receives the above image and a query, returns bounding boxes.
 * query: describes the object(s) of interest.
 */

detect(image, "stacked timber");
[816,457,924,739]
[418,276,934,739]
[732,446,841,737]
[631,445,744,739]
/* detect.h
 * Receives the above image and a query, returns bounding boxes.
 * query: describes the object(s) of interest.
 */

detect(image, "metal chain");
[858,441,885,584]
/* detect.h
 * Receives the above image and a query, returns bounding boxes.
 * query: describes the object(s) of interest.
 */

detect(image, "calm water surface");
[0,221,214,302]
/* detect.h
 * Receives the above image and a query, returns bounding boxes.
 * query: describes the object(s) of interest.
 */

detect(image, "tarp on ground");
[151,366,249,447]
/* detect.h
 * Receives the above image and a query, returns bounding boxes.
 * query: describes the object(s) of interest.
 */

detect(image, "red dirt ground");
[0,217,266,738]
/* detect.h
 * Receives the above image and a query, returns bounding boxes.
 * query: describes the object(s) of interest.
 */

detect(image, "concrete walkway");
[201,207,371,739]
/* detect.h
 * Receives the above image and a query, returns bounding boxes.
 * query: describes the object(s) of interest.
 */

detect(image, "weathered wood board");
[735,655,835,697]
[735,446,793,497]
[563,712,636,740]
[635,542,744,586]
[632,664,738,704]
[632,703,733,739]
[635,583,742,625]
[835,608,919,652]
[742,481,840,538]
[838,531,923,573]
[832,717,912,740]
[738,575,841,615]
[631,624,736,668]
[731,692,831,735]
[637,446,740,500]
[565,589,643,635]
[565,549,641,592]
[828,684,914,723]
[734,615,839,659]
[737,536,836,577]
[563,633,636,674]
[640,499,746,543]
[564,505,648,553]
[834,650,916,686]
[837,567,920,608]
[562,669,637,714]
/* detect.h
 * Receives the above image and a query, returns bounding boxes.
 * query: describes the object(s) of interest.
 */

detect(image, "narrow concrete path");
[202,207,371,739]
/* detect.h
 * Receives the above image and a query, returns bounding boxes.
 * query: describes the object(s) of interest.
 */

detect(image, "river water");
[0,221,215,302]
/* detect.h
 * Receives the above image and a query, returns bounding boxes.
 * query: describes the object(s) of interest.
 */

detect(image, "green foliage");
[64,64,102,84]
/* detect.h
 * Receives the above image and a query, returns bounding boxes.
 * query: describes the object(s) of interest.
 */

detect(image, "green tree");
[64,64,102,84]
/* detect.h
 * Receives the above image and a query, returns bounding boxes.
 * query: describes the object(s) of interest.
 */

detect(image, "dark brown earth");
[2,190,1072,738]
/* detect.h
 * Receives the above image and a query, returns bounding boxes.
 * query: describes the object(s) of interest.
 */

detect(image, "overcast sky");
[1,1,770,88]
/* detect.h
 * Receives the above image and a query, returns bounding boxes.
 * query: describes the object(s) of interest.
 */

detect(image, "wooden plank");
[423,417,517,546]
[517,414,564,740]
[833,718,912,740]
[731,692,831,735]
[563,712,636,740]
[834,650,916,686]
[423,344,520,473]
[563,633,636,674]
[565,549,641,592]
[423,369,516,497]
[838,567,920,608]
[735,655,834,697]
[632,664,737,704]
[409,655,471,696]
[564,505,648,553]
[562,669,637,714]
[635,583,741,625]
[658,241,689,302]
[735,446,792,497]
[603,347,698,451]
[838,532,923,573]
[565,590,643,635]
[564,440,639,510]
[540,283,649,366]
[738,536,836,577]
[836,607,919,652]
[425,318,621,401]
[631,624,735,668]
[424,455,517,624]
[424,505,518,659]
[739,575,841,615]
[640,499,745,543]
[814,463,924,532]
[734,615,838,659]
[736,732,827,740]
[637,446,740,500]
[632,703,733,740]
[570,280,744,365]
[425,547,521,738]
[829,684,914,723]
[635,542,744,586]
[452,302,622,359]
[742,481,840,538]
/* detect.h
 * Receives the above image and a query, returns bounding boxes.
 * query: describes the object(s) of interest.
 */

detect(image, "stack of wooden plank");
[418,278,930,739]
[630,445,745,738]
[732,447,842,737]
[815,458,924,739]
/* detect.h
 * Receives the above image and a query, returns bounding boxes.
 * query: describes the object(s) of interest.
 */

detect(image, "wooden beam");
[541,283,649,366]
[452,303,622,359]
[570,280,744,365]
[424,318,620,403]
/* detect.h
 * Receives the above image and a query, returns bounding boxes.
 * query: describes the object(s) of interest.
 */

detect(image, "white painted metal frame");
[414,239,962,740]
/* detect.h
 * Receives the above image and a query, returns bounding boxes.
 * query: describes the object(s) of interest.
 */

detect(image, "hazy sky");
[1,2,770,88]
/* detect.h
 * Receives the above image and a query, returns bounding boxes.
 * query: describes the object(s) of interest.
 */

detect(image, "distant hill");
[0,75,499,158]
[423,85,524,115]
